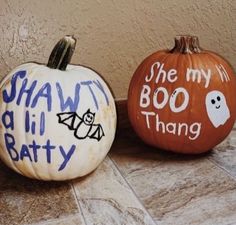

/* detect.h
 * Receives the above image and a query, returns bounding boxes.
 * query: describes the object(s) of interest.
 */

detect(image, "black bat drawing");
[57,109,105,141]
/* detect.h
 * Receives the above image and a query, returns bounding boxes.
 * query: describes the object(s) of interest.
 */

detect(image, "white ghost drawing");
[205,90,230,128]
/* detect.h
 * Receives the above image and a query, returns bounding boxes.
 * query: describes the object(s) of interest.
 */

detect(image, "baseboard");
[115,99,131,132]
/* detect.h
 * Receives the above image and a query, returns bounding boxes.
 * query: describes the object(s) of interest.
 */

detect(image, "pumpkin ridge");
[149,52,173,146]
[206,52,236,127]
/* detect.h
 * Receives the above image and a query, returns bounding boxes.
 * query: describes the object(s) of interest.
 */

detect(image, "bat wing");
[88,124,105,141]
[57,112,81,130]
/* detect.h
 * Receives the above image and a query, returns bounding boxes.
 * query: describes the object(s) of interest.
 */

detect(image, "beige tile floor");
[1,126,236,225]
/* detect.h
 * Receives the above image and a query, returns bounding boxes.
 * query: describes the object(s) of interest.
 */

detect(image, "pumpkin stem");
[47,35,76,70]
[170,35,201,54]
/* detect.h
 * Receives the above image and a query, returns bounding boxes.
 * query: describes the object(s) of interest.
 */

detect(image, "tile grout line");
[108,154,158,225]
[207,157,236,182]
[69,181,88,225]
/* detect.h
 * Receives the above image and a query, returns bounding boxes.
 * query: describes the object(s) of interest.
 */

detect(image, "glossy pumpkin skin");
[128,36,236,154]
[0,37,116,180]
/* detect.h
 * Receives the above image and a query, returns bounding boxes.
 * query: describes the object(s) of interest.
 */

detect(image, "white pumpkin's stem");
[170,35,202,54]
[47,35,76,70]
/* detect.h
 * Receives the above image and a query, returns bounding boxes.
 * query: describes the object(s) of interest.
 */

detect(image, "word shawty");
[1,70,110,171]
[2,70,109,112]
[139,61,230,140]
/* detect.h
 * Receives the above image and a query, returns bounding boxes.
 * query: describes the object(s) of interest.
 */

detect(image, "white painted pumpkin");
[0,36,117,180]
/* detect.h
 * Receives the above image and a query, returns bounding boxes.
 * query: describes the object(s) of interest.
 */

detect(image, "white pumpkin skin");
[0,63,117,180]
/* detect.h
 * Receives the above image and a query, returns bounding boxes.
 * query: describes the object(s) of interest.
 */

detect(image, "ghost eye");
[217,96,221,101]
[211,99,216,104]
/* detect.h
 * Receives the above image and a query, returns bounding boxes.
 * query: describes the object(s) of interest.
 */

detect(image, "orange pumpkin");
[128,35,236,154]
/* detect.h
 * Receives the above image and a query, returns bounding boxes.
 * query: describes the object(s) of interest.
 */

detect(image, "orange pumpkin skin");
[128,36,236,154]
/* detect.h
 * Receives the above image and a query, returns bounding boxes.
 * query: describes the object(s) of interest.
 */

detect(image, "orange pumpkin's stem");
[170,35,202,54]
[47,35,76,71]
